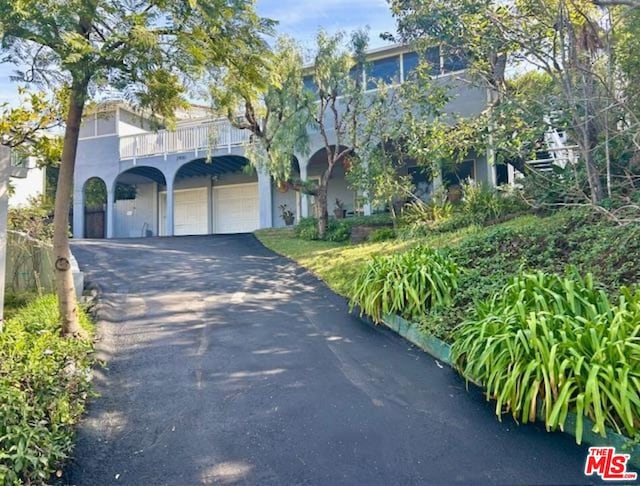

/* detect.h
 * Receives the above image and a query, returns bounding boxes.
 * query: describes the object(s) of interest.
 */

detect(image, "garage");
[160,187,209,236]
[213,183,259,234]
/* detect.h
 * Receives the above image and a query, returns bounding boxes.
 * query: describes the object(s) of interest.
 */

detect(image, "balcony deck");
[119,118,251,161]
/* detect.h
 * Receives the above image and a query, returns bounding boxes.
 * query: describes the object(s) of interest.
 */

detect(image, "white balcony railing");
[119,118,252,160]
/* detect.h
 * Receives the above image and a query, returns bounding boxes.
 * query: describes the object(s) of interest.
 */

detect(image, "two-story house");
[72,44,493,239]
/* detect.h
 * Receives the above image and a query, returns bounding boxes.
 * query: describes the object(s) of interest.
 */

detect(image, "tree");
[219,30,418,238]
[387,0,640,208]
[0,0,273,336]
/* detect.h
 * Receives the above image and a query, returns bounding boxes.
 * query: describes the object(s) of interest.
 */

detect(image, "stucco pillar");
[166,178,175,237]
[0,146,9,326]
[72,187,84,239]
[106,189,115,238]
[299,160,310,219]
[258,168,273,229]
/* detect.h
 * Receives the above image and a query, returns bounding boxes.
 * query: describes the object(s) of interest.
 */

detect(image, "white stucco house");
[8,152,47,207]
[72,44,498,239]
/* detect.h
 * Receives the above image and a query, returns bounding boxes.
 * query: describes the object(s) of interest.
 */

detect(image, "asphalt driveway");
[66,235,595,485]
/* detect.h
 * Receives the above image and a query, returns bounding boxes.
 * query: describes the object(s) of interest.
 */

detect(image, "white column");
[0,146,10,327]
[166,178,175,236]
[363,200,372,216]
[106,189,115,238]
[72,187,85,239]
[299,160,310,218]
[258,168,273,229]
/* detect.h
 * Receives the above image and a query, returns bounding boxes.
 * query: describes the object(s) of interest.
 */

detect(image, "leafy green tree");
[219,30,439,238]
[0,0,273,336]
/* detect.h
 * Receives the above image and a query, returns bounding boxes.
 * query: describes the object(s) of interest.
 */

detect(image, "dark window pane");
[403,51,419,81]
[403,48,440,81]
[443,160,475,186]
[350,66,364,86]
[443,50,468,72]
[367,55,400,89]
[303,75,316,93]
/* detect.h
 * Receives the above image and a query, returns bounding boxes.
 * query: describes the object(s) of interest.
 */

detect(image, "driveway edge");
[358,312,640,469]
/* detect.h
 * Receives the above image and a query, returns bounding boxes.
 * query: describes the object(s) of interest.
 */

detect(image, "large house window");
[79,112,117,139]
[366,55,401,90]
[403,48,441,80]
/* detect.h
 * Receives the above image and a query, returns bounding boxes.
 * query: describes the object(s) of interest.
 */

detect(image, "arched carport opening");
[83,177,107,238]
[272,157,301,228]
[306,145,360,217]
[113,166,167,238]
[172,155,259,235]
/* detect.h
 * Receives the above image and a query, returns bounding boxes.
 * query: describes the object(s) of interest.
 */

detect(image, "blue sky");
[0,0,397,106]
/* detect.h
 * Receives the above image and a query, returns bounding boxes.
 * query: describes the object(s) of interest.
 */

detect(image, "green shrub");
[460,179,526,225]
[0,295,94,485]
[451,270,640,444]
[294,214,393,242]
[294,217,319,240]
[326,220,350,242]
[350,246,460,323]
[368,227,396,242]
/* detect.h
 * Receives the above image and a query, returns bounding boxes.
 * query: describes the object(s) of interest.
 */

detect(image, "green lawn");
[257,212,640,340]
[255,224,480,297]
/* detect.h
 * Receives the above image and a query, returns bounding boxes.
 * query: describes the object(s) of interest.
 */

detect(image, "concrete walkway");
[66,235,593,485]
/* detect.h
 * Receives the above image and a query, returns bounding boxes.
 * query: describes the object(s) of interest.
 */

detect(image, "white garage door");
[214,183,259,234]
[161,188,209,236]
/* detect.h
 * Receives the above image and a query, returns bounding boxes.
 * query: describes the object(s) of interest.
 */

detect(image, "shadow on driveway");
[63,234,598,485]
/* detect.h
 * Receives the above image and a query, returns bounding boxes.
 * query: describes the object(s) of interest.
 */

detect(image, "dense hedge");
[294,214,392,242]
[0,296,94,485]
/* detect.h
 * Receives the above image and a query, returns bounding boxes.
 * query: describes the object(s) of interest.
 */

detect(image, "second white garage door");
[173,188,209,236]
[214,183,259,234]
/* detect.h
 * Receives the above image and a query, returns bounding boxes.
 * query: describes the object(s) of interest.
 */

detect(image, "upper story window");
[366,55,401,90]
[301,47,470,96]
[303,75,317,94]
[79,112,117,139]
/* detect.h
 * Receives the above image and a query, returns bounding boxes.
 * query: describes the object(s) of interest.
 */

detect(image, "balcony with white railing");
[119,118,252,161]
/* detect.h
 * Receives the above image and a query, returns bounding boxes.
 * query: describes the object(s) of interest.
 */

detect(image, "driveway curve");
[66,235,593,485]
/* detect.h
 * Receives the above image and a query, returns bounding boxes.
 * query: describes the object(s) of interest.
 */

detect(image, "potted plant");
[333,198,346,219]
[279,204,295,226]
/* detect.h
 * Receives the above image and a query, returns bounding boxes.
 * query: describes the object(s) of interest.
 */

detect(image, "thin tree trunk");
[316,184,329,239]
[53,81,88,338]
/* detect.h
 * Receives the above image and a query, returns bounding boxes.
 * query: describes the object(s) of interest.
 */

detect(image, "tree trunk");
[315,183,329,239]
[53,81,88,338]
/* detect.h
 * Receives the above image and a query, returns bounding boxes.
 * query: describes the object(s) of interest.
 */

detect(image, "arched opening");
[173,155,258,235]
[83,177,107,238]
[307,145,360,218]
[113,166,167,238]
[272,157,301,228]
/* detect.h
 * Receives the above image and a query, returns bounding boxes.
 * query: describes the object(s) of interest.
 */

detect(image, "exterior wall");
[114,182,158,238]
[272,186,297,228]
[9,165,44,207]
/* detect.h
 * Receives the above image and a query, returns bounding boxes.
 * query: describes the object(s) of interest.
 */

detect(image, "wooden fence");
[5,231,55,294]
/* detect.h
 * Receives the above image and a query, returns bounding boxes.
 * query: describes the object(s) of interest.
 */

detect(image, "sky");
[0,0,397,107]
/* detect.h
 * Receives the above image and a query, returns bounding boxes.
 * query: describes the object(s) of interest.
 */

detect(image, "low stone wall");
[350,224,393,244]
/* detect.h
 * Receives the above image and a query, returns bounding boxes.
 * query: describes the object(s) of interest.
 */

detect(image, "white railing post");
[133,136,138,165]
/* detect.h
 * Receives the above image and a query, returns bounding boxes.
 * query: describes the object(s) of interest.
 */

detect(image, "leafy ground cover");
[0,296,94,485]
[256,210,640,340]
